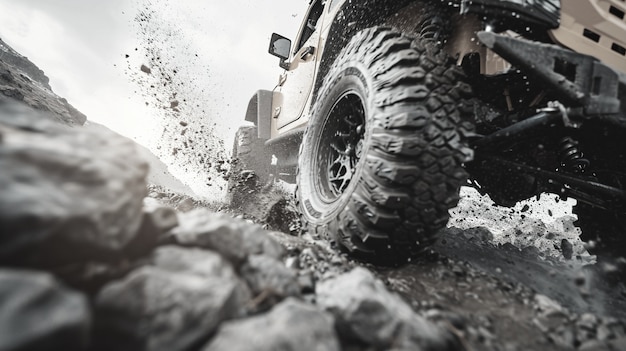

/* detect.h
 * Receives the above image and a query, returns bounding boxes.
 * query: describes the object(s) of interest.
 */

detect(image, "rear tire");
[295,27,473,263]
[228,126,272,209]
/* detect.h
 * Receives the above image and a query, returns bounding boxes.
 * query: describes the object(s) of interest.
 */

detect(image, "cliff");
[0,37,86,125]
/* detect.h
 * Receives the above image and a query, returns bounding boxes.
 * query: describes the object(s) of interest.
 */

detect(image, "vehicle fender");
[314,0,413,102]
[244,89,273,139]
[460,0,560,29]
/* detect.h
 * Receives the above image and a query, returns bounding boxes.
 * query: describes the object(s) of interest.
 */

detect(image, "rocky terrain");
[0,38,86,126]
[0,98,463,351]
[2,38,626,351]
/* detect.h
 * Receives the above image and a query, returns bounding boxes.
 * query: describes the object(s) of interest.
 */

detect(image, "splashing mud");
[450,187,587,260]
[124,0,230,198]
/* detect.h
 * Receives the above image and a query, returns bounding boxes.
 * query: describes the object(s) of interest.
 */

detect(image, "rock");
[0,59,85,125]
[458,226,494,243]
[1,86,24,100]
[316,268,463,350]
[175,197,196,212]
[577,313,599,332]
[150,245,249,296]
[425,310,468,331]
[547,325,576,349]
[151,245,252,311]
[0,38,51,90]
[61,99,87,125]
[169,209,285,266]
[122,204,179,259]
[609,337,626,350]
[597,322,614,341]
[50,260,136,296]
[532,294,570,333]
[561,239,573,260]
[263,198,301,234]
[578,339,609,351]
[95,249,248,351]
[266,230,308,251]
[297,272,315,294]
[203,298,340,351]
[0,101,148,265]
[240,255,299,310]
[534,294,565,315]
[0,269,90,351]
[142,202,179,234]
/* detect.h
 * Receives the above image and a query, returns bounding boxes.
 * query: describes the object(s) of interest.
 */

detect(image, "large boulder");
[150,245,251,306]
[0,269,90,351]
[316,267,464,351]
[122,202,179,259]
[0,100,148,265]
[94,246,250,351]
[169,209,285,266]
[240,254,299,297]
[204,298,340,351]
[240,254,300,311]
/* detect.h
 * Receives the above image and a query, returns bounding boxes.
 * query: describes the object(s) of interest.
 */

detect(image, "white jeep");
[232,0,626,262]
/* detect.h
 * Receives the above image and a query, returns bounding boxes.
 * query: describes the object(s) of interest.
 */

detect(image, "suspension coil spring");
[559,136,590,174]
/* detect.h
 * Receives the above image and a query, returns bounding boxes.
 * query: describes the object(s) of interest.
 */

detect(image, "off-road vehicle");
[232,0,626,262]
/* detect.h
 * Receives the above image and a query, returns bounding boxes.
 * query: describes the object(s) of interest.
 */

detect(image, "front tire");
[295,27,472,263]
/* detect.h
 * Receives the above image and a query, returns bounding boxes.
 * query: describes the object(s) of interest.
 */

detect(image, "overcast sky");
[0,0,303,147]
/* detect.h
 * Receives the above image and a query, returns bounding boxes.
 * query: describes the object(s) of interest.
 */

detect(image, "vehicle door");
[274,0,325,130]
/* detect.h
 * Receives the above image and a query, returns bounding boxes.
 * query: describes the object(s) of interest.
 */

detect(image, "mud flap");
[244,90,274,139]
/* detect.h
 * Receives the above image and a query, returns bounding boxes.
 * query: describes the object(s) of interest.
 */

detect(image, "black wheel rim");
[315,91,366,203]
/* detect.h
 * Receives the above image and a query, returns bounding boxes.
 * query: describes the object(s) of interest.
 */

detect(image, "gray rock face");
[1,37,87,126]
[0,38,51,90]
[143,203,179,234]
[0,101,148,264]
[123,203,179,259]
[151,245,237,278]
[0,66,86,125]
[151,245,251,306]
[240,255,300,304]
[170,209,285,266]
[316,267,463,351]
[0,269,90,351]
[95,246,250,351]
[204,298,340,351]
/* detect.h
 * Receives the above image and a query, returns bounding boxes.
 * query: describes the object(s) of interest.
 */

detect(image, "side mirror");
[268,33,291,69]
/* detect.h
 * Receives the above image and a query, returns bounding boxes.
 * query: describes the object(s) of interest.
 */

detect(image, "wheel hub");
[317,93,366,200]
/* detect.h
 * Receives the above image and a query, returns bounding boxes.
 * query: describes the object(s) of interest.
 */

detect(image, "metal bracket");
[477,31,621,116]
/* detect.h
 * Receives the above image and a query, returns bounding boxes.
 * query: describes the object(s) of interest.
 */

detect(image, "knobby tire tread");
[296,26,473,264]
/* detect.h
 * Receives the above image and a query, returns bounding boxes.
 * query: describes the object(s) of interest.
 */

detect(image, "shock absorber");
[559,136,590,174]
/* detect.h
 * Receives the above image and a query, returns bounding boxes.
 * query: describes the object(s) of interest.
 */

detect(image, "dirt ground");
[245,183,626,351]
